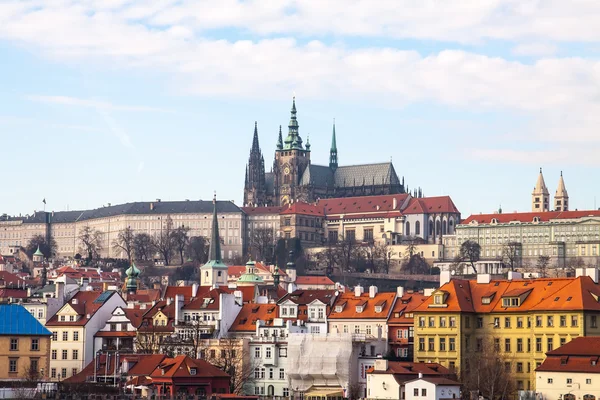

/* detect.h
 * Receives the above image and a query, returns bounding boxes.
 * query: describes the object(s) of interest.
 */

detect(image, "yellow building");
[0,304,52,380]
[413,271,600,391]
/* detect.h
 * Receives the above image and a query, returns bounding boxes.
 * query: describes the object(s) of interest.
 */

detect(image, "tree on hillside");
[249,227,276,262]
[459,240,481,274]
[401,254,430,275]
[375,241,397,274]
[461,338,516,400]
[152,215,176,265]
[199,338,255,394]
[335,233,363,272]
[315,241,339,275]
[133,233,153,261]
[501,241,521,272]
[112,227,135,263]
[172,225,191,264]
[25,235,57,259]
[78,226,103,262]
[186,236,210,264]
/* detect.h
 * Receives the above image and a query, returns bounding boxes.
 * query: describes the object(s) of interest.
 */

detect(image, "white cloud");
[512,43,558,57]
[25,95,171,113]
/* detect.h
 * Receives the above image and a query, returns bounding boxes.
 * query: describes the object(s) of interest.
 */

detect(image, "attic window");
[523,282,529,286]
[335,305,344,313]
[356,306,364,313]
[482,297,491,305]
[491,218,498,224]
[434,295,443,305]
[494,282,500,286]
[502,297,520,307]
[190,368,197,375]
[267,307,275,314]
[394,312,400,318]
[252,306,260,313]
[567,297,572,301]
[548,282,553,286]
[375,306,383,313]
[554,297,560,301]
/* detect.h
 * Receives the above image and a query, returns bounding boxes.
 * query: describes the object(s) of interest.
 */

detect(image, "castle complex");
[243,99,408,207]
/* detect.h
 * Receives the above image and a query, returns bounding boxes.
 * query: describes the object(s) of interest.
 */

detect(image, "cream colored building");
[46,290,125,380]
[1,200,245,262]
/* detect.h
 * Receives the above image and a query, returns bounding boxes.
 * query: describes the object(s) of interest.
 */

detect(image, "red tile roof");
[46,291,118,326]
[329,291,396,319]
[280,202,324,216]
[66,353,167,383]
[164,286,194,301]
[150,355,229,379]
[402,196,460,215]
[0,271,24,286]
[127,354,168,375]
[295,276,335,286]
[546,337,600,357]
[388,292,428,324]
[462,209,600,224]
[536,338,600,373]
[368,361,453,376]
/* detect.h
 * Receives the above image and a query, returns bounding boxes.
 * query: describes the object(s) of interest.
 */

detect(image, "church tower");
[273,97,311,205]
[243,122,267,206]
[200,194,228,287]
[329,121,338,171]
[554,171,569,211]
[532,168,550,212]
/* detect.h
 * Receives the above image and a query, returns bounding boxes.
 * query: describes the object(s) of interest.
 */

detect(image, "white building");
[45,290,125,380]
[404,377,461,400]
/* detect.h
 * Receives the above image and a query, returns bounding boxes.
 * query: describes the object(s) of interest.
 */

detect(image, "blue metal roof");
[0,304,52,336]
[93,291,114,304]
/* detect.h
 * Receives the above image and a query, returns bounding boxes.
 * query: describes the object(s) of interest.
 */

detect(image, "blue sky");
[1,1,600,217]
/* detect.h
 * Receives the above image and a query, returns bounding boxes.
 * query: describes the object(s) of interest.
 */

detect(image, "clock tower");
[273,97,311,205]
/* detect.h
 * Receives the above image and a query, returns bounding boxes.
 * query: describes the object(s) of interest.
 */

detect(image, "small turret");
[125,262,141,293]
[286,250,297,283]
[532,167,550,211]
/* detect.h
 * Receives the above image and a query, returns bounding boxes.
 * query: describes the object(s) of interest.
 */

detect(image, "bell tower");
[554,171,569,211]
[532,168,550,212]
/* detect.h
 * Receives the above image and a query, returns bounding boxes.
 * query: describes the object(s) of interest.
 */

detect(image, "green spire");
[276,125,283,150]
[125,262,140,292]
[208,192,222,262]
[329,120,338,170]
[33,246,44,257]
[284,97,303,150]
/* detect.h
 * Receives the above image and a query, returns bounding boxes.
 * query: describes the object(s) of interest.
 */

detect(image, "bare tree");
[152,215,176,265]
[134,321,165,354]
[459,240,481,274]
[501,241,521,272]
[186,236,210,264]
[200,338,255,394]
[172,225,191,264]
[315,241,339,275]
[363,239,377,272]
[401,253,430,275]
[78,226,103,262]
[133,232,153,261]
[249,227,276,262]
[374,241,397,274]
[112,227,135,263]
[536,255,551,278]
[336,233,363,272]
[25,234,57,259]
[461,338,516,400]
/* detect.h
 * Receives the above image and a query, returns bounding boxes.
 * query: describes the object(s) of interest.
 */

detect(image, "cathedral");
[244,98,410,206]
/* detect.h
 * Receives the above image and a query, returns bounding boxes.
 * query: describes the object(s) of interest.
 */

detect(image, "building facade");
[243,99,406,207]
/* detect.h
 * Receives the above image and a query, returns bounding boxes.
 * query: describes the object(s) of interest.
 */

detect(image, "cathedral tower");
[243,122,267,206]
[273,97,311,205]
[532,168,550,212]
[329,121,338,171]
[554,171,569,211]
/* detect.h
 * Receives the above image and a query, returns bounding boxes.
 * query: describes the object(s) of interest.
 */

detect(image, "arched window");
[415,221,421,235]
[442,220,447,235]
[429,220,434,236]
[583,395,595,400]
[435,220,441,236]
[405,221,411,236]
[268,386,275,396]
[449,219,454,233]
[564,395,575,400]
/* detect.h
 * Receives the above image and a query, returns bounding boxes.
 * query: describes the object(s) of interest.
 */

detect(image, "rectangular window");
[517,338,523,352]
[449,317,456,327]
[536,338,542,352]
[428,317,435,327]
[476,338,483,352]
[504,317,511,328]
[517,362,523,373]
[269,368,274,379]
[9,359,17,373]
[572,315,579,327]
[10,338,18,351]
[547,316,554,327]
[364,229,373,241]
[421,389,427,396]
[494,338,500,352]
[439,338,446,351]
[504,362,511,372]
[428,338,435,351]
[52,332,57,341]
[418,338,425,351]
[477,317,483,328]
[266,348,272,359]
[419,317,425,327]
[279,368,285,380]
[31,339,39,351]
[560,315,567,327]
[449,338,456,351]
[592,316,598,328]
[254,348,261,358]
[51,350,57,360]
[505,338,511,352]
[547,338,553,352]
[527,338,531,352]
[62,331,68,341]
[62,350,68,360]
[516,317,523,328]
[73,332,79,341]
[72,350,78,360]
[51,368,56,379]
[439,317,446,327]
[536,316,542,327]
[61,369,67,378]
[414,389,419,397]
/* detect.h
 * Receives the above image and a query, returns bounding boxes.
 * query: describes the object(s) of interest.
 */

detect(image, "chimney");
[174,294,184,325]
[72,298,78,305]
[423,288,435,297]
[140,304,147,310]
[508,271,522,281]
[393,197,397,209]
[477,273,491,284]
[166,297,172,306]
[374,359,388,371]
[150,203,154,211]
[396,286,404,298]
[418,372,423,379]
[354,285,364,297]
[153,282,161,290]
[369,286,378,298]
[192,283,199,298]
[440,270,451,287]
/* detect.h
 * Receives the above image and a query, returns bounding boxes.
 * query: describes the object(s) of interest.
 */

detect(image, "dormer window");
[434,295,442,305]
[375,306,382,313]
[190,368,197,375]
[491,218,498,224]
[60,316,65,322]
[356,306,364,313]
[502,297,520,307]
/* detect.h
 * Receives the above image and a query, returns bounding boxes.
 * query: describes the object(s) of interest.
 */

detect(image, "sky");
[2,0,600,217]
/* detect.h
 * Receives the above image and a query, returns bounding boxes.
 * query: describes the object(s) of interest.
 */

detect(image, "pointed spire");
[554,170,569,211]
[305,134,311,151]
[208,192,222,262]
[534,167,549,195]
[329,120,338,171]
[251,121,260,152]
[276,125,283,150]
[532,168,550,211]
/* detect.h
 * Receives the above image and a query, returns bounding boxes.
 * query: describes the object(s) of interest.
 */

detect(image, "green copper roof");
[331,122,337,151]
[276,125,283,150]
[201,194,228,270]
[237,271,264,283]
[282,97,304,151]
[126,262,140,278]
[33,246,44,257]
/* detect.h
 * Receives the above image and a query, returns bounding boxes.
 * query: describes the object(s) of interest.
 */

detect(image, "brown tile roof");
[66,353,167,383]
[150,355,230,378]
[127,354,168,375]
[329,291,396,319]
[94,331,136,337]
[229,303,277,332]
[46,291,117,326]
[368,361,453,377]
[164,286,194,301]
[414,276,600,313]
[402,196,460,215]
[278,289,337,306]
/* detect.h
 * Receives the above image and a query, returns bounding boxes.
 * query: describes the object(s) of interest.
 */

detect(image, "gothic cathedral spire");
[243,122,267,206]
[329,120,338,171]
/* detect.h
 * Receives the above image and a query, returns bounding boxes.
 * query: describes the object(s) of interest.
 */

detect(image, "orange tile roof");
[388,293,428,324]
[462,209,600,224]
[278,289,337,306]
[546,336,600,357]
[414,276,600,313]
[329,291,396,319]
[537,338,600,373]
[280,202,324,216]
[295,276,335,286]
[229,303,278,332]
